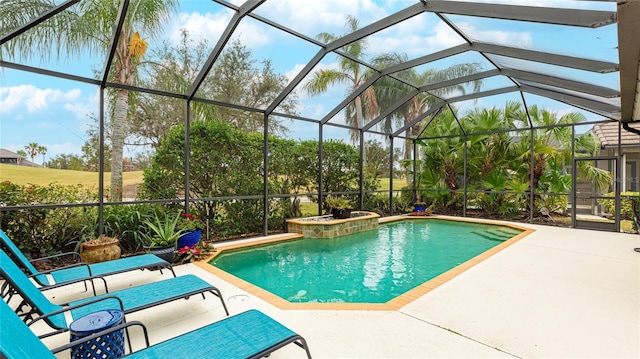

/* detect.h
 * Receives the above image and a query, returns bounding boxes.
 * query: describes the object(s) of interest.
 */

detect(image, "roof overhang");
[618,0,640,122]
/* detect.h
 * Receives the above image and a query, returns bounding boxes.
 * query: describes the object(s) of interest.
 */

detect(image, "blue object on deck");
[70,310,125,359]
[0,299,312,359]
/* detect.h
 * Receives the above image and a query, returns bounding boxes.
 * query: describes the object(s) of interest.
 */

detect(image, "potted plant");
[177,212,204,249]
[413,197,427,212]
[325,196,353,219]
[142,212,184,263]
[78,235,121,264]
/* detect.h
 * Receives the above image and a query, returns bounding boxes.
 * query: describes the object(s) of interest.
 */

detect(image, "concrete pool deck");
[19,216,640,358]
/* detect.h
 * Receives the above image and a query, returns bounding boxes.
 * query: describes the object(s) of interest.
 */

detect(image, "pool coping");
[195,215,535,311]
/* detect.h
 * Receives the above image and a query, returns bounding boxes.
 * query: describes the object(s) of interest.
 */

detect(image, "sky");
[0,0,620,164]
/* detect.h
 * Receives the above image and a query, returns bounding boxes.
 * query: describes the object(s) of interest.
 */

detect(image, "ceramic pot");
[80,237,121,264]
[145,244,175,263]
[177,229,202,249]
[331,208,352,219]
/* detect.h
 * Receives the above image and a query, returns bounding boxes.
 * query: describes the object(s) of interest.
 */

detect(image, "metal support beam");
[359,131,365,210]
[394,102,445,137]
[263,113,269,235]
[389,136,394,216]
[318,125,324,215]
[98,88,106,235]
[184,101,191,214]
[617,0,640,121]
[101,0,129,86]
[521,85,620,114]
[424,0,616,28]
[502,68,620,98]
[362,89,421,132]
[473,42,619,73]
[446,86,519,104]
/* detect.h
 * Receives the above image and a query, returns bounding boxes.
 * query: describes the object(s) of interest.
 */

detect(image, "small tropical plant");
[175,241,216,264]
[142,211,184,248]
[179,212,204,231]
[325,196,352,210]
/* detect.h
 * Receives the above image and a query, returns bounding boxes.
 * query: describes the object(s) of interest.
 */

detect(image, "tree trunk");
[354,96,364,143]
[110,89,128,201]
[110,29,135,202]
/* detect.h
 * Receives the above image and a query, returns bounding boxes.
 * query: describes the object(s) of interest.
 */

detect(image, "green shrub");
[599,192,640,220]
[0,181,98,257]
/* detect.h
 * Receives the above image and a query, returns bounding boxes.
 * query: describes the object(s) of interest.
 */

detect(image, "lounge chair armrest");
[28,262,92,276]
[50,321,150,354]
[30,251,81,264]
[29,295,125,329]
[29,263,91,277]
[30,272,108,293]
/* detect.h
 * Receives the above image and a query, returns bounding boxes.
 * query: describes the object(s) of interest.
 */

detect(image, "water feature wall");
[286,211,380,238]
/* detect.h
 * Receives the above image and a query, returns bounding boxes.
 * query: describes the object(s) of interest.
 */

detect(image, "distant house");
[0,148,38,167]
[590,122,640,192]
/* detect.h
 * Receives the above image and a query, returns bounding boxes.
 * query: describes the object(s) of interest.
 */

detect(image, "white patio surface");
[21,218,640,358]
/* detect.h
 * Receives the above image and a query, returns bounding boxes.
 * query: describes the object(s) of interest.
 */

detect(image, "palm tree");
[303,15,379,143]
[24,142,40,166]
[370,52,484,163]
[2,0,177,200]
[38,145,47,166]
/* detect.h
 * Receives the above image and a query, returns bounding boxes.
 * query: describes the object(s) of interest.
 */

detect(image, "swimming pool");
[208,218,529,308]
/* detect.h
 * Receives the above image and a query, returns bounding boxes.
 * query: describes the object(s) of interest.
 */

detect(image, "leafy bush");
[599,192,639,220]
[0,181,98,257]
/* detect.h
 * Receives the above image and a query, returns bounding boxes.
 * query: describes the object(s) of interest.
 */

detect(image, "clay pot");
[80,236,121,264]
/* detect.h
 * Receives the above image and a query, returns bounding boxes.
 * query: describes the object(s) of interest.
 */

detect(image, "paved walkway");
[25,218,640,358]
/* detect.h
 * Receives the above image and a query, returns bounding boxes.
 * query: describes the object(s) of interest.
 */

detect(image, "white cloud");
[168,11,271,48]
[64,89,98,120]
[0,85,82,114]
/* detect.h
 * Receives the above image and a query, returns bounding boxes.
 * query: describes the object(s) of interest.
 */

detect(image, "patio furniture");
[0,229,175,296]
[69,309,126,359]
[0,249,229,339]
[0,299,312,359]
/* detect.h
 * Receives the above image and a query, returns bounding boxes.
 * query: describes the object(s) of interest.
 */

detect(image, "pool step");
[492,227,522,236]
[473,228,516,242]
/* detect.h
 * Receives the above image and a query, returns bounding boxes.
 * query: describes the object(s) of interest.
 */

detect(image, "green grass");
[377,177,409,191]
[0,164,144,187]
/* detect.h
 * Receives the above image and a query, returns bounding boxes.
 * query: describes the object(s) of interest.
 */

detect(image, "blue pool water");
[210,219,522,304]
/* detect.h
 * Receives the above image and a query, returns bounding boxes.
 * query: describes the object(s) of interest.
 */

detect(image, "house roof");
[0,148,22,159]
[591,122,640,148]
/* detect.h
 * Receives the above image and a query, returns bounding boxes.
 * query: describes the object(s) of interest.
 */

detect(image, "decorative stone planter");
[80,236,121,264]
[177,229,202,249]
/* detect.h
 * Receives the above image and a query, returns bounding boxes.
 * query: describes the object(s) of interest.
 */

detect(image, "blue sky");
[0,0,619,164]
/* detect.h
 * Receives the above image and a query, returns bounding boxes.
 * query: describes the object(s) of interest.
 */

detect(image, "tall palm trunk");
[110,30,136,201]
[354,95,364,143]
[110,89,128,201]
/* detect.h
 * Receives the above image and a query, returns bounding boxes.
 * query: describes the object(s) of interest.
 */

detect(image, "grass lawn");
[378,177,409,191]
[0,164,144,187]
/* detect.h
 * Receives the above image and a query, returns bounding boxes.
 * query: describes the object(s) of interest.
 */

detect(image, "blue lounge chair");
[0,229,175,295]
[0,299,312,359]
[0,249,229,338]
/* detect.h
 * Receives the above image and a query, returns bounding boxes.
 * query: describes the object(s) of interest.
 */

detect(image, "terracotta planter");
[80,237,121,264]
